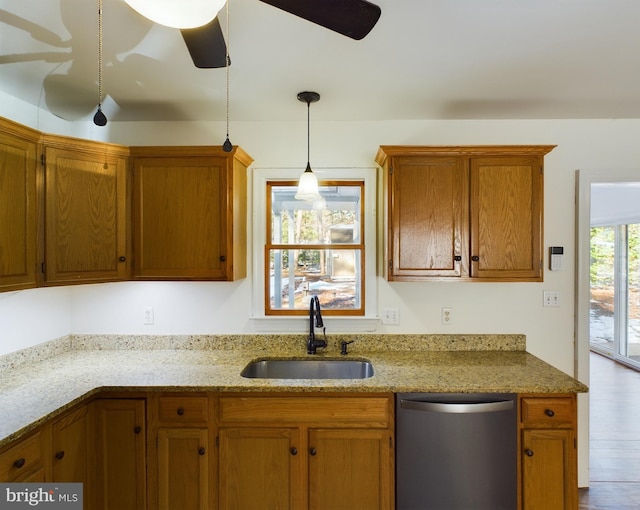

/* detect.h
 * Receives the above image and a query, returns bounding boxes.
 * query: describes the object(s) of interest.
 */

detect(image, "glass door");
[590,223,640,369]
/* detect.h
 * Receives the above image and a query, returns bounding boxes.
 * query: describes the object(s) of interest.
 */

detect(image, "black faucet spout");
[307,296,327,354]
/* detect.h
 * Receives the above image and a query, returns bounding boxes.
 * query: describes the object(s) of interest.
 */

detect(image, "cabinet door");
[51,405,88,484]
[522,428,576,510]
[157,428,210,510]
[470,157,543,280]
[308,428,392,510]
[389,157,468,279]
[132,156,228,280]
[0,429,45,482]
[92,399,146,510]
[0,126,38,292]
[43,145,128,284]
[218,427,302,510]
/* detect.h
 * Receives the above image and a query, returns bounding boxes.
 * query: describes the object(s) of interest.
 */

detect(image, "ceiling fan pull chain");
[222,0,232,152]
[93,0,107,126]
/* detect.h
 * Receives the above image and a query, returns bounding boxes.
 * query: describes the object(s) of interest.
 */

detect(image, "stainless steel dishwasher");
[396,393,517,510]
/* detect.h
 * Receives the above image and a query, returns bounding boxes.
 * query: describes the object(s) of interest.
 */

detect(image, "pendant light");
[93,0,107,126]
[295,91,322,202]
[222,0,232,152]
[123,0,226,29]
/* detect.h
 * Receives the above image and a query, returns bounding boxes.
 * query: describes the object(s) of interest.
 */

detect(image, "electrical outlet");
[382,308,399,325]
[441,307,453,325]
[144,306,154,325]
[543,291,560,307]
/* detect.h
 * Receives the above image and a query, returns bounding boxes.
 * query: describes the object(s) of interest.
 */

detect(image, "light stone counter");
[0,334,587,449]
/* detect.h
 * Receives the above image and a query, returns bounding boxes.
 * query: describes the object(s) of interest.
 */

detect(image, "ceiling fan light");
[123,0,226,29]
[295,165,321,202]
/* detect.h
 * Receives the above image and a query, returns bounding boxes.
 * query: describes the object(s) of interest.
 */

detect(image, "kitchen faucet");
[307,296,327,354]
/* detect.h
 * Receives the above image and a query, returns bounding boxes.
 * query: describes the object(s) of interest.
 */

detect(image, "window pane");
[628,224,640,360]
[268,248,361,311]
[590,226,615,350]
[270,185,361,245]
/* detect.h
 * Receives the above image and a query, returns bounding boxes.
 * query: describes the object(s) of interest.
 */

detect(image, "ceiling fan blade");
[181,17,229,69]
[259,0,381,40]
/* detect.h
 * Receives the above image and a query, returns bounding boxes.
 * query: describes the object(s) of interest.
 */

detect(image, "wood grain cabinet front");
[377,145,555,282]
[0,429,46,483]
[519,394,577,510]
[147,394,215,510]
[41,135,129,285]
[130,146,253,281]
[217,394,394,510]
[0,118,39,292]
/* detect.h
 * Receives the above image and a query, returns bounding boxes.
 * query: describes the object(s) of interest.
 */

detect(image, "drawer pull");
[55,451,65,460]
[525,449,534,457]
[13,458,26,469]
[309,447,317,456]
[545,409,555,417]
[290,447,298,456]
[134,426,142,434]
[177,408,185,416]
[198,447,206,456]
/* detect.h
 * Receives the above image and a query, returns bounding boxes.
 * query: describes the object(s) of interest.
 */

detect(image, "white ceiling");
[1,0,640,123]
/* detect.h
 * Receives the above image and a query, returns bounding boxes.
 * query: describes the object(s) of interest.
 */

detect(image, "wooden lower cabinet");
[91,398,146,510]
[218,427,302,509]
[147,394,215,510]
[51,404,88,485]
[217,393,394,510]
[0,428,47,482]
[308,428,392,510]
[519,394,577,510]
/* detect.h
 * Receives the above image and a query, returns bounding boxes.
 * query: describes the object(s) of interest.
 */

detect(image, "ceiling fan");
[178,0,383,68]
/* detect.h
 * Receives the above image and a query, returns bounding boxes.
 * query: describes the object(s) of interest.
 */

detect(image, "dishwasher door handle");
[400,399,514,414]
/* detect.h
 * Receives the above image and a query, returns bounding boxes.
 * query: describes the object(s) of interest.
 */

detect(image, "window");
[266,181,364,316]
[251,167,377,330]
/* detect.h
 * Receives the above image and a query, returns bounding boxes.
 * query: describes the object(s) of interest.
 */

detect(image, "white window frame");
[251,167,378,332]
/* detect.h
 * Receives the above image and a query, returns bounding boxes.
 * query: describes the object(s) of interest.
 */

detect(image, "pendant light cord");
[306,99,310,167]
[97,0,103,109]
[222,0,232,151]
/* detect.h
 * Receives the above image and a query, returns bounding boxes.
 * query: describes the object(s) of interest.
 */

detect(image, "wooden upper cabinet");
[130,146,252,281]
[0,119,39,292]
[42,135,129,285]
[470,156,543,280]
[377,145,554,282]
[388,156,469,278]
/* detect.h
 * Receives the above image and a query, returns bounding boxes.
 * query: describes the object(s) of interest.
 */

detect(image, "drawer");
[219,396,391,427]
[0,431,43,481]
[521,397,575,427]
[157,396,209,424]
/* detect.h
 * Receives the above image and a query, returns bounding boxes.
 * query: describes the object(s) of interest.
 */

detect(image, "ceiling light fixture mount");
[295,91,321,202]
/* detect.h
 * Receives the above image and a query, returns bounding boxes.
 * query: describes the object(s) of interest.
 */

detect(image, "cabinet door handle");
[471,255,480,262]
[309,447,317,456]
[55,451,65,460]
[198,447,206,456]
[118,256,126,262]
[290,447,297,456]
[219,256,226,262]
[545,408,555,417]
[177,407,185,416]
[133,426,142,434]
[454,256,462,262]
[13,458,26,469]
[525,449,534,457]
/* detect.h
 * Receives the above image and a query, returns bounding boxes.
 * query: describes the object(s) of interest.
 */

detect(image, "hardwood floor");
[578,352,640,509]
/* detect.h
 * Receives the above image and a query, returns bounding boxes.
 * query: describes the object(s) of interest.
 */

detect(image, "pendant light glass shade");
[295,163,321,201]
[123,0,226,29]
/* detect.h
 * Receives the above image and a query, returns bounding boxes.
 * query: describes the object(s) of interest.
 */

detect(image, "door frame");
[575,167,640,487]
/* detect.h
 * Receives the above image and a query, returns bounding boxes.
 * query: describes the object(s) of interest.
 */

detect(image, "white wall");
[3,108,640,382]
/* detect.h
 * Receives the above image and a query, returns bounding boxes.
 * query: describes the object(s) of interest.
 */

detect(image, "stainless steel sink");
[240,358,374,379]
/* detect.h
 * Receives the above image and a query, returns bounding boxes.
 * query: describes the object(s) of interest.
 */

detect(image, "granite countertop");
[0,334,588,449]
